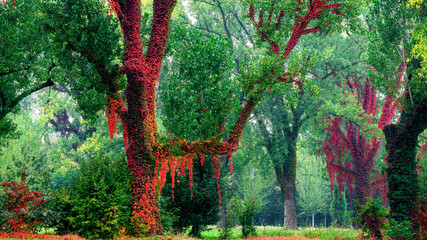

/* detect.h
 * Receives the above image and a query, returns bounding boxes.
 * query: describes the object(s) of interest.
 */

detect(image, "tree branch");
[0,65,31,77]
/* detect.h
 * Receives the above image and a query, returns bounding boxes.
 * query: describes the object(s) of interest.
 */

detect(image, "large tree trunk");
[283,155,298,229]
[383,96,426,239]
[280,134,298,230]
[109,0,176,235]
[352,150,374,206]
[254,97,300,230]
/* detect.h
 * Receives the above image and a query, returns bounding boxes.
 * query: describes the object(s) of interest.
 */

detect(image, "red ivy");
[103,0,348,235]
[0,168,47,233]
[320,79,396,205]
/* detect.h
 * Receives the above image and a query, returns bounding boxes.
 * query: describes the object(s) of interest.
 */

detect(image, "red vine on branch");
[101,0,348,234]
[319,78,396,205]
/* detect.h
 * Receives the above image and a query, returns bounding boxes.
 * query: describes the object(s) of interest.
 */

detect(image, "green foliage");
[354,198,388,239]
[0,0,53,140]
[160,26,237,142]
[368,0,417,96]
[228,164,270,237]
[330,184,351,228]
[385,219,415,240]
[62,154,131,239]
[297,154,331,227]
[238,199,257,237]
[0,118,19,150]
[44,0,124,122]
[36,188,74,235]
[160,157,219,237]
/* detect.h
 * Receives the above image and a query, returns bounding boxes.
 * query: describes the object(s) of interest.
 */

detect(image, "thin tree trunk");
[324,207,327,227]
[312,213,314,228]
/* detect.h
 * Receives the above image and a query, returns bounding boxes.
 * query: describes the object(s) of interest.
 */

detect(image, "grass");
[200,226,360,240]
[0,226,361,240]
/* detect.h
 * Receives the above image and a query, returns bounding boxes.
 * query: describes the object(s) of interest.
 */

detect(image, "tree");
[296,154,330,228]
[235,0,364,229]
[101,0,362,234]
[251,30,369,229]
[319,78,396,206]
[330,184,350,227]
[0,0,55,142]
[229,162,271,237]
[161,156,219,238]
[0,0,362,234]
[368,0,427,236]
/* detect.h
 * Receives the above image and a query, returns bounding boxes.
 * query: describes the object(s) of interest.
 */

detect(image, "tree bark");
[283,150,298,229]
[383,95,426,238]
[110,0,176,235]
[312,213,315,228]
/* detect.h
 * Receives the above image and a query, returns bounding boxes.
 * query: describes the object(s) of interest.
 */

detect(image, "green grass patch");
[200,226,360,240]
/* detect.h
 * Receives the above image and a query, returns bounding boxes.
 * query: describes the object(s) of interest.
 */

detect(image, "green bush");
[385,219,415,240]
[330,184,351,227]
[238,199,257,237]
[53,154,132,239]
[39,188,75,235]
[160,156,220,238]
[354,198,388,239]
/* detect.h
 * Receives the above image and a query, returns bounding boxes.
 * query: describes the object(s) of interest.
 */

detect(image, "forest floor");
[0,226,359,240]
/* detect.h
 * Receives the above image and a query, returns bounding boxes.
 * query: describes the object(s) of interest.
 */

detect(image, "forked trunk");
[108,0,177,235]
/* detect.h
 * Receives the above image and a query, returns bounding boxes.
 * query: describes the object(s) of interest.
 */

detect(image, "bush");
[385,219,415,240]
[330,184,351,227]
[161,156,220,238]
[238,199,257,237]
[0,168,47,233]
[227,194,259,238]
[55,154,132,239]
[354,198,388,240]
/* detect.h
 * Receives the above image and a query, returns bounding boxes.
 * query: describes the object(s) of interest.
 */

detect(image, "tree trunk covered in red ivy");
[321,78,396,206]
[107,0,177,235]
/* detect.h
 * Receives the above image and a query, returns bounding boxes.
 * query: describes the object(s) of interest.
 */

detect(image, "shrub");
[385,219,415,240]
[238,198,257,237]
[330,184,351,227]
[0,168,47,233]
[42,188,75,235]
[161,156,220,238]
[61,154,132,239]
[354,198,388,239]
